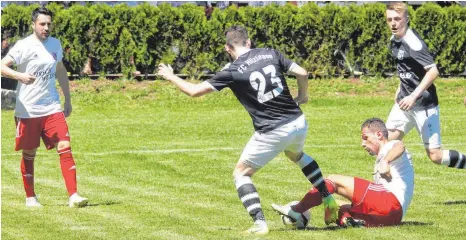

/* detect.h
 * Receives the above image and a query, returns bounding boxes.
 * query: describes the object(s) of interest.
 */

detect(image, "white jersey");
[373,140,414,217]
[7,35,64,118]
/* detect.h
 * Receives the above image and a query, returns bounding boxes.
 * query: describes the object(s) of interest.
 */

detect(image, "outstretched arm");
[56,61,72,117]
[288,64,309,105]
[157,63,214,97]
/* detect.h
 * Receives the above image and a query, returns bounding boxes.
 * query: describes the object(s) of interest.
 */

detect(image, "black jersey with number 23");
[207,48,303,133]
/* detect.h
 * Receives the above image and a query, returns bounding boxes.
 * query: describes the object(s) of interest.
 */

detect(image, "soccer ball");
[280,201,311,229]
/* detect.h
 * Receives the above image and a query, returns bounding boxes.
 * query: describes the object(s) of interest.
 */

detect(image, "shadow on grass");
[86,200,121,207]
[400,221,433,226]
[440,200,466,205]
[273,221,433,232]
[274,226,342,232]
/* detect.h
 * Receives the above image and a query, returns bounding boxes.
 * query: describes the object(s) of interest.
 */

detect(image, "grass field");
[1,77,465,240]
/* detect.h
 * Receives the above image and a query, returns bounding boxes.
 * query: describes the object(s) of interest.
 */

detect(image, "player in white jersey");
[1,7,88,208]
[272,118,414,227]
[385,2,466,169]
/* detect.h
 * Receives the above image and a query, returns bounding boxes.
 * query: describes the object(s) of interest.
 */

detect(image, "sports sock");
[235,175,265,222]
[441,150,466,169]
[21,152,36,197]
[58,147,77,196]
[295,153,332,197]
[292,179,336,213]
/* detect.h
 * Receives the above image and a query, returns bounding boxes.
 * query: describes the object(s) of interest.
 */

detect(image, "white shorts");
[386,104,441,149]
[239,115,308,169]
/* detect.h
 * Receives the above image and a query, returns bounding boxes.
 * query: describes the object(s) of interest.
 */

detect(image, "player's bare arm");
[379,141,406,180]
[56,61,72,117]
[1,55,36,85]
[288,64,309,105]
[157,63,214,97]
[398,66,438,110]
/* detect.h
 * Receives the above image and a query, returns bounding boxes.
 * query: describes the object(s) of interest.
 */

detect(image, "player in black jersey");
[157,25,339,235]
[385,2,465,169]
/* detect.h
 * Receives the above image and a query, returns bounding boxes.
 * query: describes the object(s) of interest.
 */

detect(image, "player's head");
[1,30,11,49]
[360,118,389,156]
[224,25,251,60]
[32,7,53,42]
[385,2,409,39]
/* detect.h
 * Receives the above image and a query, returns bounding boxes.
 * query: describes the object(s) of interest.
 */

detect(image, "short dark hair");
[225,25,249,49]
[32,7,53,22]
[361,118,388,139]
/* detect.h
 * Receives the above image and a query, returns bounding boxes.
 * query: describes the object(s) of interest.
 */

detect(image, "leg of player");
[388,129,404,141]
[416,108,465,169]
[427,148,466,169]
[57,141,88,207]
[285,150,339,225]
[337,204,365,228]
[233,161,268,235]
[272,174,352,225]
[22,148,42,207]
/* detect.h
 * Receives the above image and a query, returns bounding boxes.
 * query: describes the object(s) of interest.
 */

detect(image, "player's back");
[208,48,302,133]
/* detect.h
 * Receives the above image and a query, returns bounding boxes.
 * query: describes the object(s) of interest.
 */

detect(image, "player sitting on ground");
[272,118,414,227]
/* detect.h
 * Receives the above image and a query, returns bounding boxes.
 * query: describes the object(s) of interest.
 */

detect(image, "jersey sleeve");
[7,40,26,65]
[206,66,233,91]
[273,49,296,73]
[412,44,435,69]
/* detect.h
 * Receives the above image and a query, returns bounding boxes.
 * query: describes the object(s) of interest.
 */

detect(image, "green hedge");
[1,2,465,77]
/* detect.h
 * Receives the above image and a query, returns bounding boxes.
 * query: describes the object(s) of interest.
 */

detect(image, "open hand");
[157,63,174,80]
[398,95,416,110]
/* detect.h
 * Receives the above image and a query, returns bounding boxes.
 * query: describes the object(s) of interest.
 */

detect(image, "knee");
[22,148,37,156]
[233,168,251,179]
[233,162,255,179]
[56,141,71,151]
[388,129,403,141]
[284,150,303,162]
[427,149,442,164]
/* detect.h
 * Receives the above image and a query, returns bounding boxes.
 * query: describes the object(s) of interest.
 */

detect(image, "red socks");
[58,147,77,196]
[293,179,336,213]
[21,152,36,197]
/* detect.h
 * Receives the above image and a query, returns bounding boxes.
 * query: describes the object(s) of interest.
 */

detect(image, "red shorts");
[15,112,70,151]
[344,177,403,227]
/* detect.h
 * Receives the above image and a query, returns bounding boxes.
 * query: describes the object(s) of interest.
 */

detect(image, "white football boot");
[69,193,88,208]
[244,219,269,235]
[26,196,43,207]
[271,203,304,224]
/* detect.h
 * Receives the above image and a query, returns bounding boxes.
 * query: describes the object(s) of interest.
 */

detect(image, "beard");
[35,31,49,41]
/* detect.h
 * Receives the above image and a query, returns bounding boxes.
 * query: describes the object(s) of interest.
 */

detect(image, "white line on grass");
[1,143,465,157]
